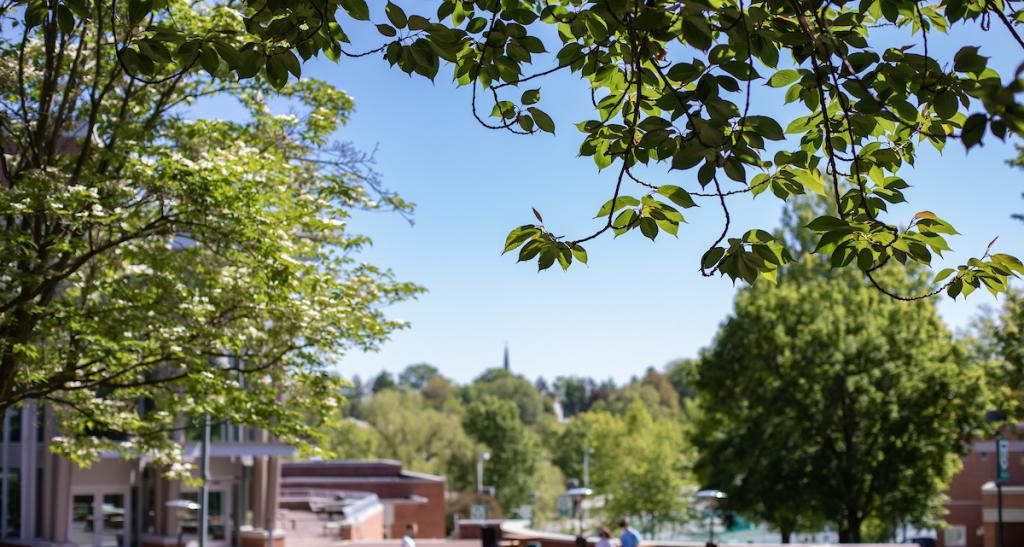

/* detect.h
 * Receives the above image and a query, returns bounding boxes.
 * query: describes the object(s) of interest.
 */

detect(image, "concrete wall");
[340,506,384,541]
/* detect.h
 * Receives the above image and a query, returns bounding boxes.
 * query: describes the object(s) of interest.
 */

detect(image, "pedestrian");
[618,519,641,547]
[402,523,417,547]
[596,527,613,547]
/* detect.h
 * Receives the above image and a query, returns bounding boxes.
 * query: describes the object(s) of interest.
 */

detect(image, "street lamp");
[986,410,1008,547]
[565,487,592,535]
[166,499,200,547]
[696,489,727,545]
[582,448,593,488]
[476,452,491,494]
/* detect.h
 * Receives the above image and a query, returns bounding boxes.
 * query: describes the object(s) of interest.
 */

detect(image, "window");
[3,469,20,538]
[943,525,966,547]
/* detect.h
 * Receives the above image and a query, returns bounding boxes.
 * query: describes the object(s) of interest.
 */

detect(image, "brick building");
[280,461,446,539]
[941,435,1024,547]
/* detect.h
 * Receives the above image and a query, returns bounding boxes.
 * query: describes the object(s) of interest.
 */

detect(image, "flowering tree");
[0,2,419,467]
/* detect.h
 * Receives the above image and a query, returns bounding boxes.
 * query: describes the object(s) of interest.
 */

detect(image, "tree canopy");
[28,0,1024,300]
[0,0,419,466]
[463,395,542,509]
[692,201,989,542]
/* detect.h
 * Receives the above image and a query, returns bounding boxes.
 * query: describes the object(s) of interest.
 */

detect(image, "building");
[941,432,1024,547]
[280,461,446,539]
[0,402,291,547]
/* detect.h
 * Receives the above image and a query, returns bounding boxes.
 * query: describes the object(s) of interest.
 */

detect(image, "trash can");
[481,524,500,547]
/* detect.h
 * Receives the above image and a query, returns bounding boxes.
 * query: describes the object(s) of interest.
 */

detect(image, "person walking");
[619,519,641,547]
[401,523,417,547]
[596,527,613,547]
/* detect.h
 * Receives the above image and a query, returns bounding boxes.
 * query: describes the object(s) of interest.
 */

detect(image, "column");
[51,456,71,543]
[264,457,281,533]
[40,406,54,540]
[249,457,266,530]
[19,400,36,541]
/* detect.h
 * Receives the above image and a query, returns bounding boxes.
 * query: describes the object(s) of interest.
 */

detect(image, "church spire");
[503,342,510,371]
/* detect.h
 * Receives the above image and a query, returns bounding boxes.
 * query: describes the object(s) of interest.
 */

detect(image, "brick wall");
[281,461,446,539]
[941,437,1024,547]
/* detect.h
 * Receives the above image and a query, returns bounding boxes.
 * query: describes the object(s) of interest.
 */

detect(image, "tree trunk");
[780,527,791,544]
[838,508,861,543]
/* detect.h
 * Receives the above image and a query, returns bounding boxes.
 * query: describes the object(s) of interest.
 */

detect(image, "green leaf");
[639,217,659,240]
[408,15,430,30]
[723,158,746,183]
[265,55,288,88]
[806,216,847,232]
[340,0,370,19]
[962,113,987,149]
[656,186,697,209]
[529,107,555,133]
[933,91,958,120]
[56,5,75,35]
[538,245,558,271]
[385,2,408,28]
[502,225,540,254]
[128,0,153,26]
[746,116,784,141]
[570,244,588,265]
[768,69,800,88]
[376,24,398,37]
[278,50,301,78]
[199,46,220,75]
[521,89,541,105]
[933,268,956,283]
[595,196,640,218]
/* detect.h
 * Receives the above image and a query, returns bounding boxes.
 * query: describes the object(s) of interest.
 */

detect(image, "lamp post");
[565,487,592,535]
[696,490,727,545]
[985,410,1008,547]
[582,448,593,488]
[199,413,210,547]
[476,452,491,494]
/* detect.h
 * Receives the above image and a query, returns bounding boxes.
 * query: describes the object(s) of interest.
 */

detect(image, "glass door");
[69,491,130,547]
[70,494,95,547]
[181,490,230,546]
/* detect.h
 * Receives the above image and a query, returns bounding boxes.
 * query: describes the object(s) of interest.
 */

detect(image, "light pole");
[696,490,727,545]
[199,413,210,547]
[986,410,1008,547]
[582,448,593,488]
[565,487,592,535]
[476,452,491,494]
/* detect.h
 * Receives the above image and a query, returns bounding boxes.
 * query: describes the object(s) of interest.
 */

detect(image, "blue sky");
[199,17,1023,385]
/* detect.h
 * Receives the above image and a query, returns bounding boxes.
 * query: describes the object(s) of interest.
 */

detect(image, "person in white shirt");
[596,527,613,547]
[401,523,417,547]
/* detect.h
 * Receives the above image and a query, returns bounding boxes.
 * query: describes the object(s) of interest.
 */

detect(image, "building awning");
[183,441,296,459]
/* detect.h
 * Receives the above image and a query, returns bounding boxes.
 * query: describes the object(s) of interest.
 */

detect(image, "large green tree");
[692,203,989,542]
[35,0,1024,297]
[463,395,541,510]
[0,0,418,466]
[466,368,549,425]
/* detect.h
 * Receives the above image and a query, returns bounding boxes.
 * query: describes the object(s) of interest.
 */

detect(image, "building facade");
[941,433,1024,547]
[0,402,291,547]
